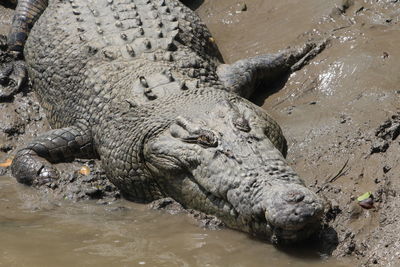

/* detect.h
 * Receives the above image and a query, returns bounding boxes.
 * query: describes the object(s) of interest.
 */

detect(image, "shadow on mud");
[181,0,204,10]
[251,73,291,107]
[1,1,16,9]
[278,227,339,260]
[250,226,339,260]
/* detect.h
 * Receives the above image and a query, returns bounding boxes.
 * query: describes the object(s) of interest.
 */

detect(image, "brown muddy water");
[0,176,350,267]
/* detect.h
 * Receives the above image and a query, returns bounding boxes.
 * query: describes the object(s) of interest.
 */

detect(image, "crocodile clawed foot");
[0,59,27,100]
[290,39,330,72]
[0,34,27,100]
[11,150,60,187]
[33,165,59,187]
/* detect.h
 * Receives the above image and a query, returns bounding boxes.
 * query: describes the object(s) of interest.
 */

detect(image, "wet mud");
[1,0,400,266]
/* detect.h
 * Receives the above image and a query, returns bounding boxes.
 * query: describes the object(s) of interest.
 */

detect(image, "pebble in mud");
[346,241,356,255]
[50,162,121,202]
[0,143,13,152]
[382,165,391,173]
[370,141,389,154]
[370,114,400,154]
[375,114,400,141]
[237,2,247,12]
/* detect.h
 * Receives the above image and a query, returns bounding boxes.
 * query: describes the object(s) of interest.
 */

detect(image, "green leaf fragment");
[357,192,372,202]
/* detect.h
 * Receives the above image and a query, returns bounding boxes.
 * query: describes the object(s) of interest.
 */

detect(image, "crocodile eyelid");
[175,116,191,130]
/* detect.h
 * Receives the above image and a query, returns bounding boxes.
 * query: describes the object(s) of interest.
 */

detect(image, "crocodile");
[2,0,326,243]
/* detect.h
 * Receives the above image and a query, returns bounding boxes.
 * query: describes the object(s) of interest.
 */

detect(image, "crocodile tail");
[7,0,48,57]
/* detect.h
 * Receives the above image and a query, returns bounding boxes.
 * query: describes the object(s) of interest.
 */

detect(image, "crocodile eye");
[183,130,218,147]
[196,132,218,147]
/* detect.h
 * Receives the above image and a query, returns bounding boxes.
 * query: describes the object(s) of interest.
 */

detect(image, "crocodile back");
[24,0,222,128]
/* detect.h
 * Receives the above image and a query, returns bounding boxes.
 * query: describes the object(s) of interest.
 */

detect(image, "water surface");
[0,176,352,267]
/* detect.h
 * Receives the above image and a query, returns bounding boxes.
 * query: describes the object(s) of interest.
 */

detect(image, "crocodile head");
[143,93,325,243]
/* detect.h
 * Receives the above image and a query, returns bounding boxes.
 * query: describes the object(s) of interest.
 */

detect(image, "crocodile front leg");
[217,41,327,99]
[11,121,97,186]
[0,0,48,97]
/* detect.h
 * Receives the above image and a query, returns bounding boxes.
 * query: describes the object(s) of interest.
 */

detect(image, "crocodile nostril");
[295,194,305,202]
[284,190,305,203]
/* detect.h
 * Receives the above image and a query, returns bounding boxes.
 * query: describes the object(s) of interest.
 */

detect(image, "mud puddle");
[0,176,351,267]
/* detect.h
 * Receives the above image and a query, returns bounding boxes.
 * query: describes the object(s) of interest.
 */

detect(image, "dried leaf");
[0,158,12,168]
[79,165,90,176]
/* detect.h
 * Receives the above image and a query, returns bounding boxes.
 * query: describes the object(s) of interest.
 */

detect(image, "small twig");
[332,26,351,32]
[316,158,350,193]
[327,158,349,183]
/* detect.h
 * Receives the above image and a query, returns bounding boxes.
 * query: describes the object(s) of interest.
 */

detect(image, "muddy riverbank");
[1,0,400,266]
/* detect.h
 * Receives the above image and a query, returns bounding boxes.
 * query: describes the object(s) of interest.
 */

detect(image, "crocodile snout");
[263,185,324,232]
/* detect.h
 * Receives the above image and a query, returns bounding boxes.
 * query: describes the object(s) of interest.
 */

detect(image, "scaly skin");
[6,0,326,243]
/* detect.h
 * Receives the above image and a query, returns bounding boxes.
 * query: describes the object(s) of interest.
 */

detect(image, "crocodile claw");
[11,150,60,187]
[0,34,27,100]
[0,59,27,100]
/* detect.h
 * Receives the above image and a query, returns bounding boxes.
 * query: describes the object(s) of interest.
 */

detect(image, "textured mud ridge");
[1,0,400,266]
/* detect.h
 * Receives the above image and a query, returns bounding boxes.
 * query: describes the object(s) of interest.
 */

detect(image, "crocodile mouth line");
[169,173,320,243]
[186,173,240,217]
[185,174,278,239]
